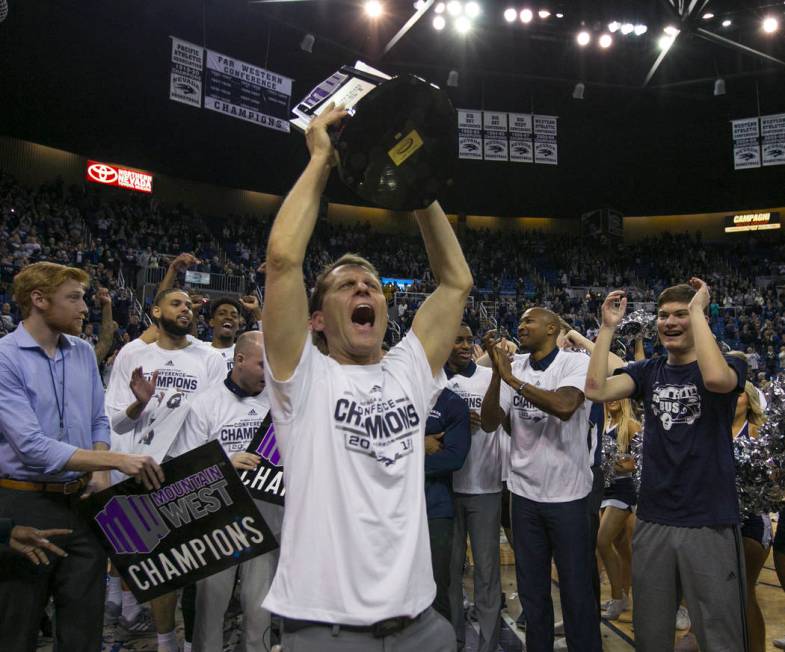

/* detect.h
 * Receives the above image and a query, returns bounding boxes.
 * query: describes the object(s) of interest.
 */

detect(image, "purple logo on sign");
[95,495,171,555]
[254,424,281,467]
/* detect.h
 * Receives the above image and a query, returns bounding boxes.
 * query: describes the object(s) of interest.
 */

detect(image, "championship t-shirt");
[105,341,226,463]
[446,362,503,494]
[262,331,440,625]
[211,343,236,372]
[613,355,746,527]
[499,349,592,503]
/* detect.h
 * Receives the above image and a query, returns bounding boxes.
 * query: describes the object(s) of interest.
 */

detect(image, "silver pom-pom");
[600,432,618,488]
[631,421,644,492]
[618,310,657,342]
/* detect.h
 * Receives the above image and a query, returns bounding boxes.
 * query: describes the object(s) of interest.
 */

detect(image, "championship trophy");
[291,62,457,211]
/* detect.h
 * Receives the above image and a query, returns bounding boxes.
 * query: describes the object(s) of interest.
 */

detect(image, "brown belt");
[0,474,91,495]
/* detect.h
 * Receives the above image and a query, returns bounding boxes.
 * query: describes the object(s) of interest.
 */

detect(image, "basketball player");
[584,280,748,652]
[261,102,473,651]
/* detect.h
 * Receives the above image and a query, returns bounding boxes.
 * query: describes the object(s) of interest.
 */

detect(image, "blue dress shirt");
[0,323,110,481]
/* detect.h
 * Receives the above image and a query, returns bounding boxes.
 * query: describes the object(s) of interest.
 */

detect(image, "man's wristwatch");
[515,381,527,396]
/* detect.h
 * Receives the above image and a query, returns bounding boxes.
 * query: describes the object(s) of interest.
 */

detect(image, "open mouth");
[222,321,235,330]
[351,304,375,330]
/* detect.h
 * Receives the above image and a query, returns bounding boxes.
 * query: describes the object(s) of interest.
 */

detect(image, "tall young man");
[105,287,225,652]
[208,297,243,370]
[446,324,503,652]
[0,262,163,652]
[481,308,601,652]
[169,331,282,652]
[261,102,473,651]
[584,280,748,651]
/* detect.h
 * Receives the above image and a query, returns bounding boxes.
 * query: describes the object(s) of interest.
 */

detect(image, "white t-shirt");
[262,331,440,625]
[446,363,503,494]
[169,381,283,536]
[105,341,226,463]
[106,338,150,464]
[211,343,235,372]
[500,349,592,503]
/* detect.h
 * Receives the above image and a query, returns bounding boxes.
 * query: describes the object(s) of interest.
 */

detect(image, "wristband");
[516,382,527,396]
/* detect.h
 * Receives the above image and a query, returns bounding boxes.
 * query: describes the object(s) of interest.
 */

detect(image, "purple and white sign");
[81,441,277,602]
[239,414,285,506]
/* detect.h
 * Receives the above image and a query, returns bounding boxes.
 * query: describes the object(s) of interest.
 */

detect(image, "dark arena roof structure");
[1,0,784,217]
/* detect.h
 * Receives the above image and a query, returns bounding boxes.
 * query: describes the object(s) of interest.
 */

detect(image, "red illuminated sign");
[86,160,153,193]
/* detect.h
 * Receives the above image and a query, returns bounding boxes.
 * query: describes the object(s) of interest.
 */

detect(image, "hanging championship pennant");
[533,114,558,165]
[761,113,785,167]
[508,113,533,163]
[239,414,285,506]
[483,111,509,161]
[80,441,277,602]
[732,117,761,170]
[458,109,483,160]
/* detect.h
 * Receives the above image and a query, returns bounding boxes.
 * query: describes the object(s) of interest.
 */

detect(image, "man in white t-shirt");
[481,308,602,652]
[445,324,503,652]
[104,288,225,652]
[261,102,473,652]
[168,331,282,652]
[207,297,242,371]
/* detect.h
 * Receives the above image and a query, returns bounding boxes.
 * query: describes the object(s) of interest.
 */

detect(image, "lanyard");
[47,346,66,437]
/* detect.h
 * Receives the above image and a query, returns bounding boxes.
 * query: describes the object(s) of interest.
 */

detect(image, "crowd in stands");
[1,169,784,381]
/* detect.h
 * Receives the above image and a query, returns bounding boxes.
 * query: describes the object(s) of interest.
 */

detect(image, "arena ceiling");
[1,0,784,218]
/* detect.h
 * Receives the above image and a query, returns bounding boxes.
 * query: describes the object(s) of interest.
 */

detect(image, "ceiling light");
[555,13,563,18]
[435,2,446,13]
[572,82,585,100]
[608,21,620,33]
[465,2,480,18]
[702,12,714,20]
[599,33,613,48]
[433,14,446,29]
[763,16,779,33]
[664,25,679,36]
[447,70,459,87]
[539,9,550,19]
[455,15,472,33]
[520,8,533,23]
[364,0,383,18]
[658,34,675,51]
[576,31,591,46]
[300,33,315,53]
[722,19,732,27]
[621,23,634,35]
[634,24,647,36]
[504,7,517,22]
[447,1,463,16]
[713,78,726,96]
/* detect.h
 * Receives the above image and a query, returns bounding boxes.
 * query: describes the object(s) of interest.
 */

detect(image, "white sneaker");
[554,620,565,636]
[602,598,626,620]
[601,592,629,612]
[773,638,785,650]
[554,637,568,650]
[675,606,691,631]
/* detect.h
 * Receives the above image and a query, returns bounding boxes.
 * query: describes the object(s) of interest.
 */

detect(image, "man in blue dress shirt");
[0,262,163,652]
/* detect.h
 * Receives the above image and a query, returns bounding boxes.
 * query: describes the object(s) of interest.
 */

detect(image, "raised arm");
[688,277,740,393]
[584,291,637,402]
[411,202,473,375]
[157,253,199,294]
[261,104,347,381]
[93,288,114,364]
[564,329,626,371]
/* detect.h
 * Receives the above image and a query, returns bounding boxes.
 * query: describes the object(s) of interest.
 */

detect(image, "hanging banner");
[508,113,533,163]
[761,113,785,167]
[483,111,509,161]
[169,37,204,108]
[458,109,483,160]
[238,415,285,506]
[533,114,558,165]
[80,441,277,602]
[204,50,293,133]
[732,118,761,170]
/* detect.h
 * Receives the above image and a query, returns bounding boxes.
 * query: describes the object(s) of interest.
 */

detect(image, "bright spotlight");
[364,0,383,18]
[555,13,564,18]
[658,34,675,51]
[435,2,445,13]
[433,15,446,29]
[576,31,591,46]
[504,7,517,22]
[539,9,550,19]
[520,8,533,23]
[608,21,620,32]
[722,19,732,27]
[633,24,647,36]
[455,15,472,33]
[465,2,480,18]
[763,16,779,33]
[621,23,634,35]
[599,33,613,48]
[702,12,714,20]
[663,25,679,36]
[447,0,463,16]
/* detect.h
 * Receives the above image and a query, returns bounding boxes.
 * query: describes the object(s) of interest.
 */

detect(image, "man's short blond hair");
[13,262,89,319]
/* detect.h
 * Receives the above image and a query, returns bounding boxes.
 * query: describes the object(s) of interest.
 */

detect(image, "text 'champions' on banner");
[239,414,285,506]
[169,37,204,108]
[80,441,278,602]
[732,117,762,170]
[204,50,293,133]
[761,113,785,167]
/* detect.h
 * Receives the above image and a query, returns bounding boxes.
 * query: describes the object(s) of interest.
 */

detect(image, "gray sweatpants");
[632,519,747,652]
[449,492,501,652]
[193,501,283,652]
[280,607,456,652]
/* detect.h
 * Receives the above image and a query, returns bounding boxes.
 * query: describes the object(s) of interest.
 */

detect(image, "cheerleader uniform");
[600,424,637,512]
[737,421,773,548]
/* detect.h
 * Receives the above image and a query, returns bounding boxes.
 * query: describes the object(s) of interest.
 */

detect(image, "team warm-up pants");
[510,492,602,652]
[632,519,747,652]
[449,492,501,652]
